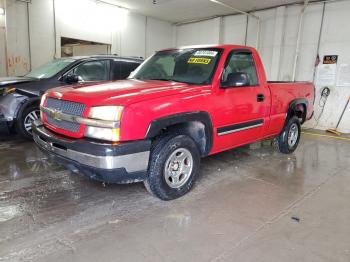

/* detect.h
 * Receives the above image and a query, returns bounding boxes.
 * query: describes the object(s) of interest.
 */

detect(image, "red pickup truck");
[33,45,314,200]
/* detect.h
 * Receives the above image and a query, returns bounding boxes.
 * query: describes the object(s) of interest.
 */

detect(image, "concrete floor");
[0,132,350,262]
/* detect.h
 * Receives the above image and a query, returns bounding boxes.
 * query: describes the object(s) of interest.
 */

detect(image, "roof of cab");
[159,44,256,52]
[66,55,144,62]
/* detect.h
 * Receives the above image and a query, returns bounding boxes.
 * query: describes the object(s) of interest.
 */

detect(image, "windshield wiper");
[133,77,197,85]
[131,77,171,82]
[169,78,198,85]
[148,78,172,81]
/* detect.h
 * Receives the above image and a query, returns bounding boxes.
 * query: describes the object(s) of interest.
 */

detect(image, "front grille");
[45,98,86,133]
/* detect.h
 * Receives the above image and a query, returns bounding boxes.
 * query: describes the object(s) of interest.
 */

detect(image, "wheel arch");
[145,111,214,157]
[286,98,308,125]
[15,97,41,120]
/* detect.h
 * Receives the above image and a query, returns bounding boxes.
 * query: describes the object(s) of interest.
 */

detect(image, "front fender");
[0,93,27,121]
[145,111,214,155]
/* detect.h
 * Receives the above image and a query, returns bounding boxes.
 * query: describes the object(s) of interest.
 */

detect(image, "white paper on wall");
[316,64,337,86]
[337,64,350,87]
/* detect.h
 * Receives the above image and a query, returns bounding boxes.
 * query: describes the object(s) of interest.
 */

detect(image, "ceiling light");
[0,8,4,15]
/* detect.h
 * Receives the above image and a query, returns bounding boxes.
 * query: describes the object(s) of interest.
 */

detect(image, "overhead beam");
[209,0,260,49]
[209,0,259,19]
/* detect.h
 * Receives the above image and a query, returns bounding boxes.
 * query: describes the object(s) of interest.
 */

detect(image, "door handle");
[257,94,265,102]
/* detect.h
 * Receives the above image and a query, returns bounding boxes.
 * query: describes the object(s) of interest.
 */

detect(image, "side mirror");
[62,74,80,84]
[221,72,250,88]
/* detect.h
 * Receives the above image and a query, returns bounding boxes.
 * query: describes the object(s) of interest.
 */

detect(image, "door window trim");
[220,49,259,88]
[62,59,112,82]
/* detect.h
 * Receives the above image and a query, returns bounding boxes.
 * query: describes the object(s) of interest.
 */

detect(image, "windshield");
[26,59,75,79]
[130,48,222,85]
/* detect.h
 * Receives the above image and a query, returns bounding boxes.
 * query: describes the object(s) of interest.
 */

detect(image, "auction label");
[193,50,218,57]
[188,57,211,64]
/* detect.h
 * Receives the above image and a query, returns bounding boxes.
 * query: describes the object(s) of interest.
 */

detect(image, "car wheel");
[17,104,40,139]
[144,134,200,200]
[275,116,301,154]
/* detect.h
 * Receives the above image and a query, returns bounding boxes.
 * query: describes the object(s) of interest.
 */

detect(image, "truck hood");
[47,79,203,106]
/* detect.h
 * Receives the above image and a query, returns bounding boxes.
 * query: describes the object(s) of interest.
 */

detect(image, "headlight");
[88,106,123,121]
[84,106,123,141]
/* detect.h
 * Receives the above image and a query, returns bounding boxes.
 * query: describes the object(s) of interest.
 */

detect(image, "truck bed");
[267,81,311,84]
[266,81,314,135]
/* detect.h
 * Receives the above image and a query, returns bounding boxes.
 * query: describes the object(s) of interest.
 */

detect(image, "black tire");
[16,104,40,140]
[144,134,200,200]
[275,116,301,154]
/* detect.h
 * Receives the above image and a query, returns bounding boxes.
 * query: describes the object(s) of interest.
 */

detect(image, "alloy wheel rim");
[24,109,40,134]
[288,123,299,148]
[164,148,193,189]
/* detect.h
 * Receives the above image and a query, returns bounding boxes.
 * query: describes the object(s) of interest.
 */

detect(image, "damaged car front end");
[0,85,38,134]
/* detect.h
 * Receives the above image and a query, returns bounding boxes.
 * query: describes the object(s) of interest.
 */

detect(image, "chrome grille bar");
[41,106,120,129]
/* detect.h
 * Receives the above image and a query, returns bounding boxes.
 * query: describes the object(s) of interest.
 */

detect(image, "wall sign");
[323,55,338,64]
[316,55,339,86]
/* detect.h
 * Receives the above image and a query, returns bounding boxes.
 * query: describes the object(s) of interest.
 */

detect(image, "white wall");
[5,0,30,76]
[0,0,6,77]
[174,1,350,133]
[176,18,221,46]
[120,12,146,57]
[222,14,247,45]
[310,1,350,133]
[248,8,279,80]
[146,17,174,57]
[28,0,55,69]
[0,0,174,72]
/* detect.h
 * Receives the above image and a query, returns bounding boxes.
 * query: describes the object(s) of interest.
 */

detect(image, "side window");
[119,61,141,80]
[221,52,258,86]
[111,61,121,80]
[73,60,110,81]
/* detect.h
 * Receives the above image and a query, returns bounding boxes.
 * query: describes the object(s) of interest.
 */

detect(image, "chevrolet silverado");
[32,45,314,200]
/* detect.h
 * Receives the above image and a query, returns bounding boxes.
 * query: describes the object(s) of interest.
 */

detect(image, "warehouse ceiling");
[103,0,307,22]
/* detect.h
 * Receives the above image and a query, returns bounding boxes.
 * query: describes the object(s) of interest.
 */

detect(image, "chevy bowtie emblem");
[49,108,62,121]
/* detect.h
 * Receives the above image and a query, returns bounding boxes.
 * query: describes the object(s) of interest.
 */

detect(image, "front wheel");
[275,116,301,154]
[16,104,40,139]
[144,134,200,200]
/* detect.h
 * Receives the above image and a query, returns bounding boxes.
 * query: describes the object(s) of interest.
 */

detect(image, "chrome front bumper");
[32,120,151,183]
[33,132,149,172]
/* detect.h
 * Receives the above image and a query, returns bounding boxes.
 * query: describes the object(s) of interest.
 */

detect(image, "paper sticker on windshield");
[188,57,211,65]
[193,50,218,57]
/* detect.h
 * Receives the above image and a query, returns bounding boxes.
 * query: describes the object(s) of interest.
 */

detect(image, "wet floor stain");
[0,134,349,261]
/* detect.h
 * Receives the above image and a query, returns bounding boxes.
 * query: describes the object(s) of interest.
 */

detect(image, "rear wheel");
[144,134,200,200]
[16,104,40,139]
[275,116,301,154]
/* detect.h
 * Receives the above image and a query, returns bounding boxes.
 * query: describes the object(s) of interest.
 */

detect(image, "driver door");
[215,50,269,151]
